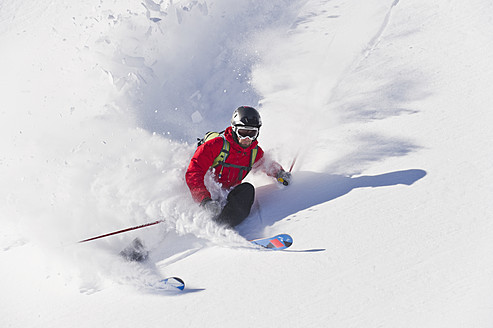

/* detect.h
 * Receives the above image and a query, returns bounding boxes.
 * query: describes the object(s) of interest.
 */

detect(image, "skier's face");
[234,126,258,148]
[238,137,252,148]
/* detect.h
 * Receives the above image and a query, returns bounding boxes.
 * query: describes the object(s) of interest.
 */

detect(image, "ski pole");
[288,153,298,172]
[78,220,164,243]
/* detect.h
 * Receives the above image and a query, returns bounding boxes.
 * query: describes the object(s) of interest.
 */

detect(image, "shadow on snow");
[238,169,427,237]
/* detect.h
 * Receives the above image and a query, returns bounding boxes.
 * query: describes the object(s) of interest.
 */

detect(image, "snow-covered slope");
[1,0,493,327]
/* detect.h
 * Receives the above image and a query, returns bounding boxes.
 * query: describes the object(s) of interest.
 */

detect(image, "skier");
[185,106,291,227]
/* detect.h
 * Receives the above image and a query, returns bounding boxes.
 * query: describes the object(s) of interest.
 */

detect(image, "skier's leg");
[215,182,255,227]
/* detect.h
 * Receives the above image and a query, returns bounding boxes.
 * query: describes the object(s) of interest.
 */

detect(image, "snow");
[1,0,493,326]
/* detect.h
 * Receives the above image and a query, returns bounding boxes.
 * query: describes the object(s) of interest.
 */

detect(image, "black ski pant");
[215,182,255,227]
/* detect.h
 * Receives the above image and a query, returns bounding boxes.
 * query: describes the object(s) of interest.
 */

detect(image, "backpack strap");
[250,145,258,168]
[210,135,230,179]
[209,134,259,181]
[207,131,258,181]
[211,135,230,168]
[234,144,257,181]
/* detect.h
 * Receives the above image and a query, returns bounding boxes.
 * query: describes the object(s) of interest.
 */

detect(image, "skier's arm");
[253,149,291,185]
[185,139,222,202]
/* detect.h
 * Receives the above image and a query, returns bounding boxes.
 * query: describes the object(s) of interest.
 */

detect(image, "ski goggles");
[234,126,259,140]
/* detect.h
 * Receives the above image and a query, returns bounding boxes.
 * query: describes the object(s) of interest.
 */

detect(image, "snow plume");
[0,0,407,286]
[0,0,305,285]
[105,0,307,141]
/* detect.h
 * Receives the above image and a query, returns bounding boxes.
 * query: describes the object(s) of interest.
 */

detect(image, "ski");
[155,277,185,291]
[250,233,293,250]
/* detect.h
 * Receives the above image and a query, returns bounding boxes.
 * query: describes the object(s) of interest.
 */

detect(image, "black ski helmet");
[231,106,262,128]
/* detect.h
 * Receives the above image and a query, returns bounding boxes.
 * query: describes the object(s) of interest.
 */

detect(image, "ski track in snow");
[1,0,493,327]
[362,0,400,60]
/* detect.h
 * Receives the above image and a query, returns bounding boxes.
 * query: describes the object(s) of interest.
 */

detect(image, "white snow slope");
[1,0,493,327]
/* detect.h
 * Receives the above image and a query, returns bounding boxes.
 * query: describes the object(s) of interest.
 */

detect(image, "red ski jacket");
[186,127,280,202]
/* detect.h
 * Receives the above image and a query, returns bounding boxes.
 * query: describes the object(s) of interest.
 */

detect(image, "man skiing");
[185,106,291,227]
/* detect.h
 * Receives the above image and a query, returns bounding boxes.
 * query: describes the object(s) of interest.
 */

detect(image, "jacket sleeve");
[253,146,284,178]
[185,138,223,203]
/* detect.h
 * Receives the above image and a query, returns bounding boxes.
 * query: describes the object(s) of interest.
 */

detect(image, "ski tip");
[278,234,293,242]
[160,277,185,291]
[250,233,293,250]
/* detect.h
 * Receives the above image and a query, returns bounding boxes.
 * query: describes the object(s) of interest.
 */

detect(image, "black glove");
[276,170,292,186]
[200,197,222,216]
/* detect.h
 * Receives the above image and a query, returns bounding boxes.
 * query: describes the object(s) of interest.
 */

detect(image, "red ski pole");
[78,220,164,243]
[288,153,298,172]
